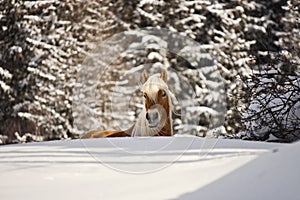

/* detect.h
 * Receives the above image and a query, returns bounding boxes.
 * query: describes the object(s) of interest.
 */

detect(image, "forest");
[0,0,299,144]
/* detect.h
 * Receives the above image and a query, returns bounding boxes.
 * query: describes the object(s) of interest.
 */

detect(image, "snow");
[179,140,300,200]
[242,67,300,141]
[0,67,12,79]
[1,137,298,200]
[0,80,11,92]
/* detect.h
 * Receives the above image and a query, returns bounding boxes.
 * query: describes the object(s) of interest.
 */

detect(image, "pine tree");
[0,0,128,143]
[0,0,39,143]
[1,0,298,143]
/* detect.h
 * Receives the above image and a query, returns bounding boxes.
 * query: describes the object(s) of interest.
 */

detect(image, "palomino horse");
[82,69,174,138]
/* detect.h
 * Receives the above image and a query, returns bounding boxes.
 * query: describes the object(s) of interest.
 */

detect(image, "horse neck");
[158,114,173,136]
[131,108,173,137]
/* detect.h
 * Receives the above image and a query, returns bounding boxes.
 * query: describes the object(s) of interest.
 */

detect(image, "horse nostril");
[146,109,160,128]
[146,111,159,122]
[154,112,158,120]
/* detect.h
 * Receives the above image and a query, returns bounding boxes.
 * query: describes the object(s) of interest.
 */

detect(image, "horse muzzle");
[146,109,160,128]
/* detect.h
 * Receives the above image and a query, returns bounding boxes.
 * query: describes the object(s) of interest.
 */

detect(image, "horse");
[82,69,174,138]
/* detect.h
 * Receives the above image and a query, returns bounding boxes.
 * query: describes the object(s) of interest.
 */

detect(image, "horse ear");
[142,69,149,83]
[160,69,168,82]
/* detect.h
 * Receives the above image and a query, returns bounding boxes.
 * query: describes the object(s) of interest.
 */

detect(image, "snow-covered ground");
[0,136,299,200]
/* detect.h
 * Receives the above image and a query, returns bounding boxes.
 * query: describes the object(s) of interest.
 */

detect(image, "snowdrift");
[0,137,299,200]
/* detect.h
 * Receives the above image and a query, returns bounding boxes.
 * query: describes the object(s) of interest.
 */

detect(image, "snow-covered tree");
[240,0,300,142]
[1,0,299,143]
[0,0,127,143]
[0,0,38,143]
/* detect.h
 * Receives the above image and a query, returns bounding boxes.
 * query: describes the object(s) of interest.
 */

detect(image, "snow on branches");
[0,0,299,143]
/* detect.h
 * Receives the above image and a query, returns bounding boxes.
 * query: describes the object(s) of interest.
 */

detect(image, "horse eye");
[161,90,167,97]
[143,93,147,98]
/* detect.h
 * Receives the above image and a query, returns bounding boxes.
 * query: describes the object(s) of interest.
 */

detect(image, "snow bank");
[0,137,297,200]
[179,140,300,200]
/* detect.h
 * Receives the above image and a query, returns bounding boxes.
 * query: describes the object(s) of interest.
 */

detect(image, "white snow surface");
[0,136,299,200]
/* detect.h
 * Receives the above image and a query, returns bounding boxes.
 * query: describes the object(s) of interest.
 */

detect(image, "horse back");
[82,129,130,138]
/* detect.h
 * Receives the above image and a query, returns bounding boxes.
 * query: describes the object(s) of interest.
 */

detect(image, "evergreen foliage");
[0,0,299,143]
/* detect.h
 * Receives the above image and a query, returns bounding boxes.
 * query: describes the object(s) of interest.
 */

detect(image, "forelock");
[142,75,168,100]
